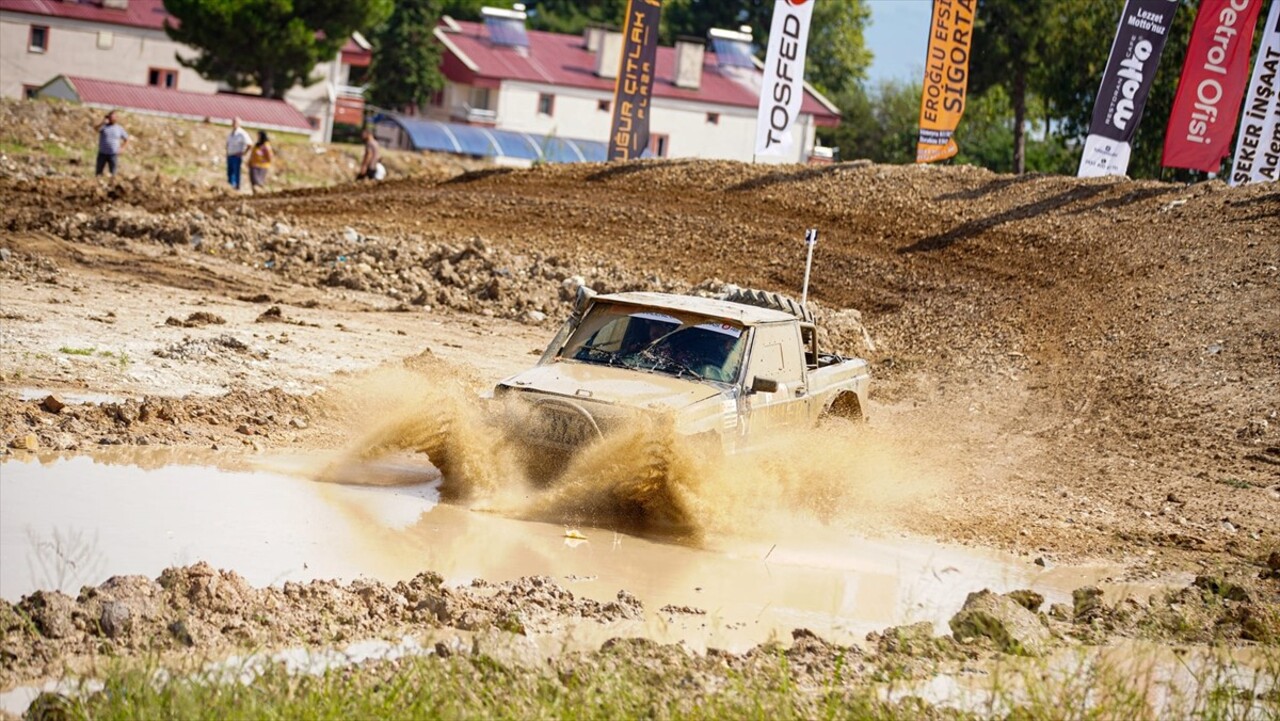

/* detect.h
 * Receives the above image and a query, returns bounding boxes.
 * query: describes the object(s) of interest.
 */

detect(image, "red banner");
[1162,0,1264,172]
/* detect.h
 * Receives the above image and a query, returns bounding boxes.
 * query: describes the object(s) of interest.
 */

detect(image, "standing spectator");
[356,128,382,180]
[225,117,252,190]
[247,131,274,193]
[93,110,128,177]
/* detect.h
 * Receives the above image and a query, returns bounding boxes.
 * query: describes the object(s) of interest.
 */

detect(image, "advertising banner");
[1229,0,1280,184]
[1078,0,1179,177]
[755,0,816,158]
[1163,0,1264,172]
[916,0,977,163]
[608,0,663,161]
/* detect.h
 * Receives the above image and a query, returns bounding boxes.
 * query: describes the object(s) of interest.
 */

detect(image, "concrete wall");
[0,11,216,98]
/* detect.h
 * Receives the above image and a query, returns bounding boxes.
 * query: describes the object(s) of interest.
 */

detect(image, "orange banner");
[916,0,977,163]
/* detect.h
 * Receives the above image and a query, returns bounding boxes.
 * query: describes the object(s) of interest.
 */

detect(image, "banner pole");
[801,228,818,306]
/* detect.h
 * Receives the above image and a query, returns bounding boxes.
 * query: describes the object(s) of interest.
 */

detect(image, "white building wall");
[494,80,813,163]
[0,11,216,98]
[284,58,337,141]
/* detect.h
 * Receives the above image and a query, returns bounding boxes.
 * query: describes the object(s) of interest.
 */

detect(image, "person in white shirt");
[225,117,253,190]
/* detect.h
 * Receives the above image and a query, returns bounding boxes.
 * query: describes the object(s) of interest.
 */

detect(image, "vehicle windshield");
[560,303,747,383]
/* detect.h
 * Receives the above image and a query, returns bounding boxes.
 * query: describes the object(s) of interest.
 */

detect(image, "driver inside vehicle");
[565,306,746,383]
[647,324,745,382]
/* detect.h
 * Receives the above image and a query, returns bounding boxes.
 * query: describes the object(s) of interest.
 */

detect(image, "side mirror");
[750,377,779,393]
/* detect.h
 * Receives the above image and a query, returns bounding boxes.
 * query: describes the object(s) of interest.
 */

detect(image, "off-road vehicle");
[493,286,870,462]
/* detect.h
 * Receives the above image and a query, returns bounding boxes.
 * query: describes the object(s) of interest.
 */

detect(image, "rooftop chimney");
[102,0,128,8]
[583,23,606,52]
[674,37,705,90]
[595,30,623,79]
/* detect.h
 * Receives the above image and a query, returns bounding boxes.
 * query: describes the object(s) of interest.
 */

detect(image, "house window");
[706,112,720,125]
[28,25,48,53]
[537,93,554,116]
[23,85,40,100]
[148,68,178,89]
[468,86,492,110]
[597,99,610,112]
[649,134,669,158]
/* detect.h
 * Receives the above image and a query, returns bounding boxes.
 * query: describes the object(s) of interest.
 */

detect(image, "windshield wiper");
[637,350,703,381]
[573,342,620,365]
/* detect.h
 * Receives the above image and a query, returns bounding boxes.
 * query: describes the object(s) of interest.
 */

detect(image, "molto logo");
[761,0,812,149]
[1113,39,1154,131]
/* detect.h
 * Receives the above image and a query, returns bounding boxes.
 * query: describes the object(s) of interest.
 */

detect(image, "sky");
[864,0,933,85]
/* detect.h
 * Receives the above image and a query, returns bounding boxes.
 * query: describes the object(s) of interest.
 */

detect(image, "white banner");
[1229,0,1280,185]
[755,0,815,158]
[1079,134,1134,177]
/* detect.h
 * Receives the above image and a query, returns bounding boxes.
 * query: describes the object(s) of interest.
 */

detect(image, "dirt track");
[4,160,1276,568]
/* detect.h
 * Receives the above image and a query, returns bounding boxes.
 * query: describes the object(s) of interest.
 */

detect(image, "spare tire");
[722,286,814,324]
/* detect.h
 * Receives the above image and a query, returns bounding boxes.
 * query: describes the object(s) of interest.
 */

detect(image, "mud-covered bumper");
[491,390,645,453]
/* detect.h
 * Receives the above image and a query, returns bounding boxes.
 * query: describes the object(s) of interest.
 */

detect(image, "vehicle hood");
[499,362,726,411]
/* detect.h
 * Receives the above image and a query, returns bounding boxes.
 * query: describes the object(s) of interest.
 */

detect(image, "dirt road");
[3,161,1277,568]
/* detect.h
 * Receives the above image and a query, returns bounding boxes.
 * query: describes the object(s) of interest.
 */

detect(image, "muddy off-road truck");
[491,287,870,460]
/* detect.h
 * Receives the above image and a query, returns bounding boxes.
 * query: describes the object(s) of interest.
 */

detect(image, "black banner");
[608,0,662,161]
[1088,0,1179,143]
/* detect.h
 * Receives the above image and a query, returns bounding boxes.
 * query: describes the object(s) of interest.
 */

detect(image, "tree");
[805,0,872,97]
[659,0,768,45]
[163,0,392,98]
[440,0,488,21]
[367,0,446,113]
[820,79,921,164]
[525,0,626,34]
[969,0,1052,174]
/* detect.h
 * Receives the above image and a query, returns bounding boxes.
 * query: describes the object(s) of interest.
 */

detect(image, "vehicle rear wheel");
[822,392,864,423]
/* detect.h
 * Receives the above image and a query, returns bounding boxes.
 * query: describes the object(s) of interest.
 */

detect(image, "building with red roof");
[36,75,313,133]
[0,0,370,141]
[402,10,839,163]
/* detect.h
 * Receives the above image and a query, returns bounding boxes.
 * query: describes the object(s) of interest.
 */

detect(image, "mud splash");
[341,365,948,544]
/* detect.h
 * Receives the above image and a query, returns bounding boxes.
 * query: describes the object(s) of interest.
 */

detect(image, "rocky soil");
[3,561,1275,698]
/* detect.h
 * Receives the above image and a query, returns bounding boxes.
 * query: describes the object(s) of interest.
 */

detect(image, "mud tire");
[722,287,815,323]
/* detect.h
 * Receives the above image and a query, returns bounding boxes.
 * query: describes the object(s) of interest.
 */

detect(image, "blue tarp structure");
[375,114,608,164]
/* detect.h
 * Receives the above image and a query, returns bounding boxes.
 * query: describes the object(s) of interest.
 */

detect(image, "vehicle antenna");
[800,228,818,306]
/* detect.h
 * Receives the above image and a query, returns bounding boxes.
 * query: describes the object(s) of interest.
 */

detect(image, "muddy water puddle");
[3,452,1128,650]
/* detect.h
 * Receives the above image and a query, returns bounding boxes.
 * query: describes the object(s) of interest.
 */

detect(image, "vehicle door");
[741,321,809,439]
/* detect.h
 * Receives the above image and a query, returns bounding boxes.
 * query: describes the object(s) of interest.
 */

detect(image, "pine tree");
[163,0,391,99]
[367,0,447,113]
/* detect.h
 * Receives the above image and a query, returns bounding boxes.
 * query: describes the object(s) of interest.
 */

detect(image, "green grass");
[97,349,131,368]
[1216,477,1252,490]
[25,643,1279,721]
[58,346,96,356]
